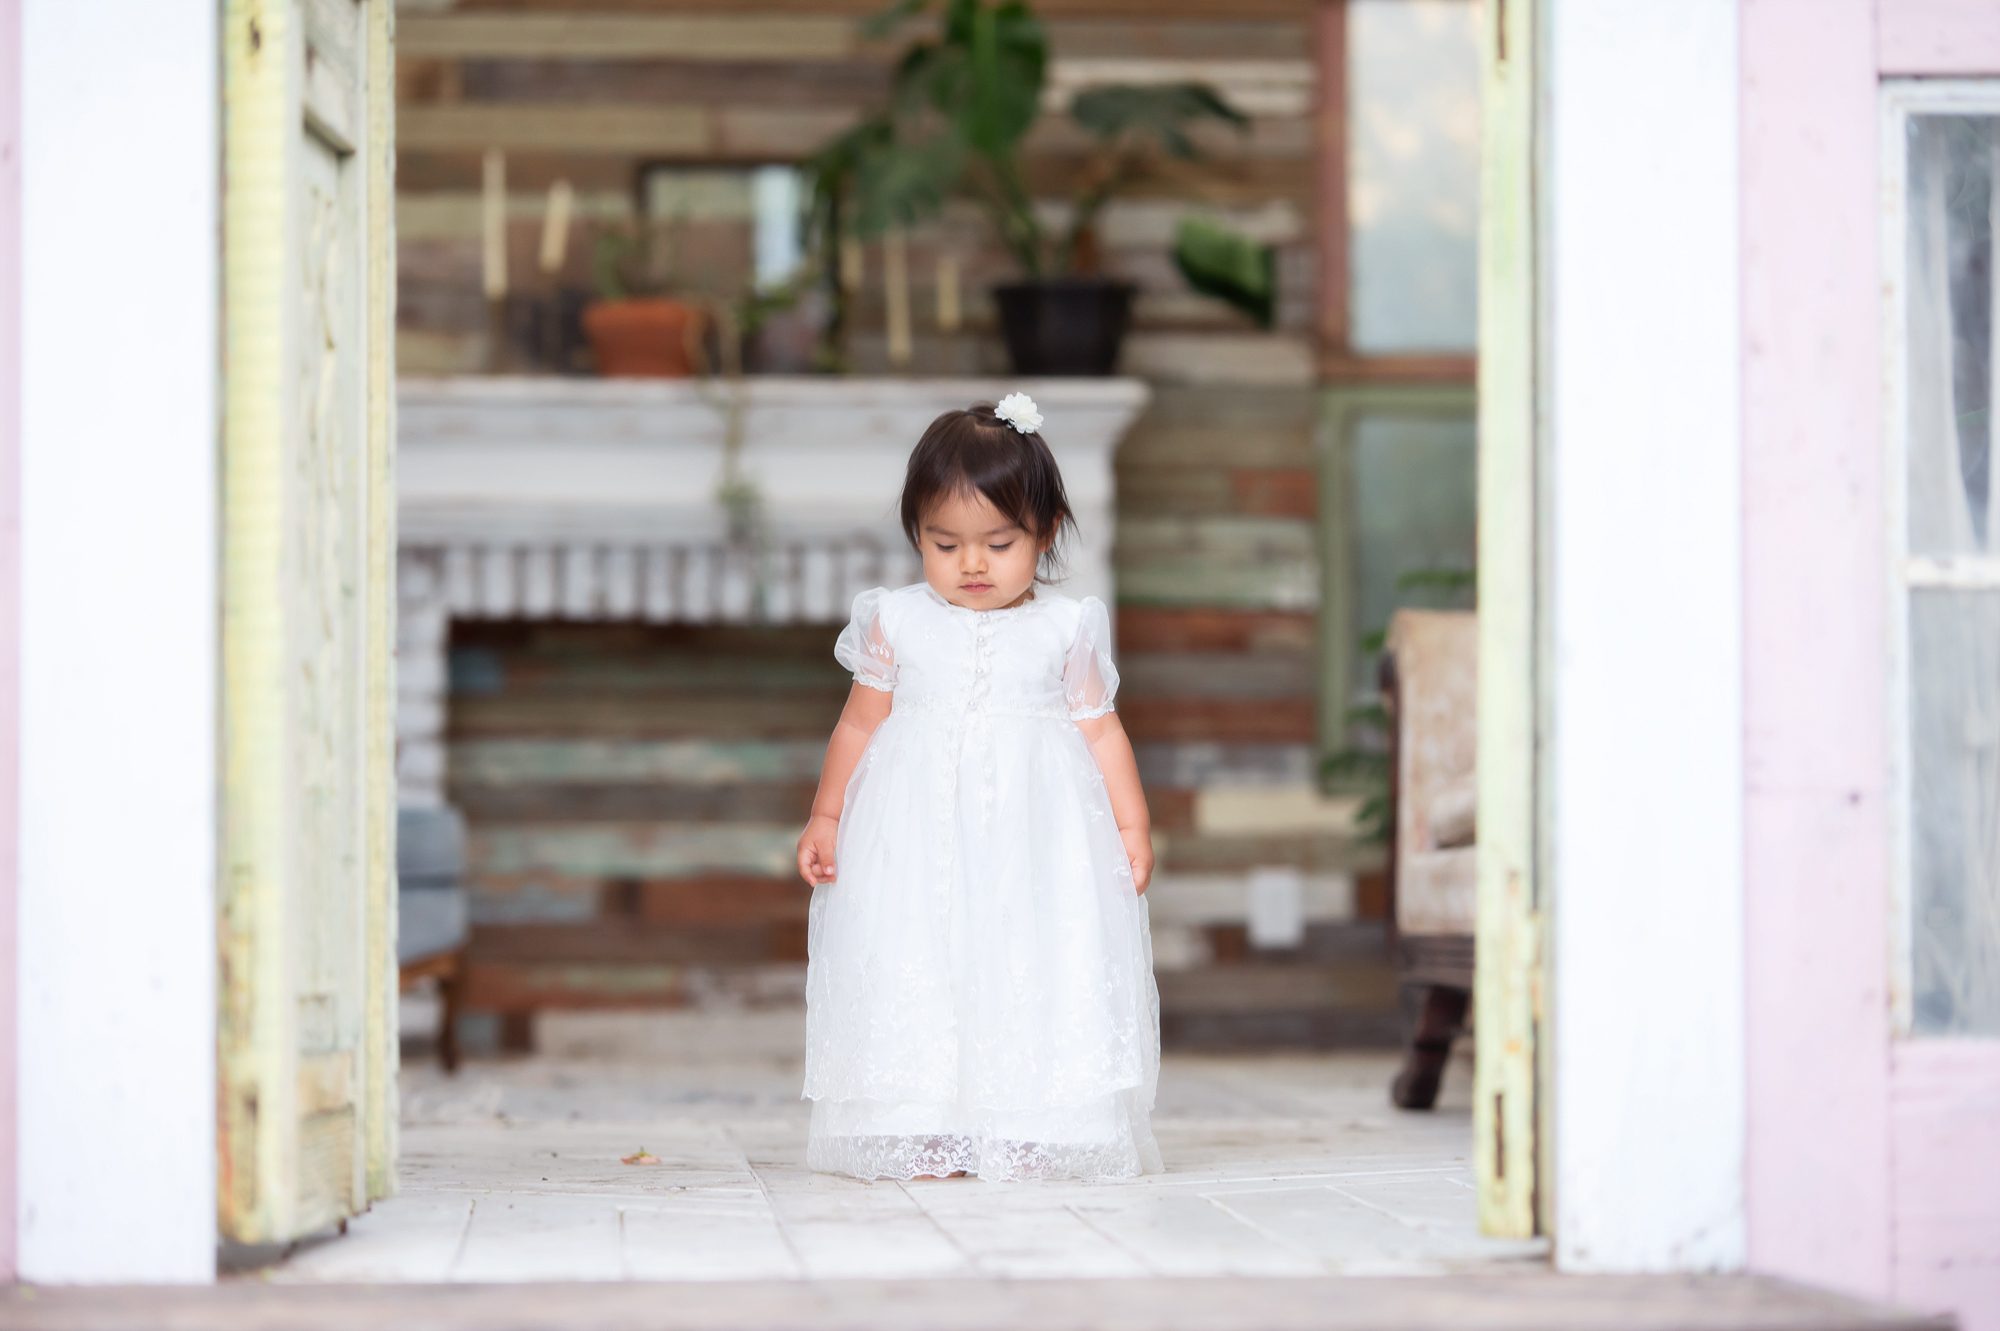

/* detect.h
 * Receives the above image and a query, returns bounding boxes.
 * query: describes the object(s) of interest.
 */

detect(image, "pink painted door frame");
[1743,3,2000,1327]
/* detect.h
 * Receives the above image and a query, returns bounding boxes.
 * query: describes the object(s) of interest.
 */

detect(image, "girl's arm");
[1075,710,1154,894]
[796,682,895,886]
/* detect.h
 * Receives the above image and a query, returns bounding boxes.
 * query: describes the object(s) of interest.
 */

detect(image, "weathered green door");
[218,0,399,1243]
[1475,0,1542,1239]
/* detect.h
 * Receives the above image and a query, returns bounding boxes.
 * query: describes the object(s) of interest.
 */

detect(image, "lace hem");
[804,1093,1162,1183]
[849,671,896,693]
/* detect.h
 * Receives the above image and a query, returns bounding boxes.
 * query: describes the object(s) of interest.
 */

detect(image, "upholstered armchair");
[1379,609,1477,1109]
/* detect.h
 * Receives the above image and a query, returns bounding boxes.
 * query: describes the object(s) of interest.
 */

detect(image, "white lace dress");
[801,581,1164,1182]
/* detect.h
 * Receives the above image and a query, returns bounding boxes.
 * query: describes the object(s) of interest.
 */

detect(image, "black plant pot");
[991,276,1137,376]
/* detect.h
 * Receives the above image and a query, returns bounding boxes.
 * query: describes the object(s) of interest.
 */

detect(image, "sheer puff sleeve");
[1062,595,1119,721]
[833,586,898,692]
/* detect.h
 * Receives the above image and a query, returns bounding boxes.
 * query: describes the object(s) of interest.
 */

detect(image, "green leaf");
[1171,216,1275,328]
[1343,701,1389,729]
[1321,749,1388,781]
[1395,566,1478,596]
[861,0,931,38]
[1070,82,1249,147]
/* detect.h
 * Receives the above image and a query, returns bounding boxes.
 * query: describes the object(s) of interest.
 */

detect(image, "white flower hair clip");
[993,391,1044,435]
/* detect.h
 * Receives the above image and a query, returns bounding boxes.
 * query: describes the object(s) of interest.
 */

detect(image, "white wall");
[18,0,217,1281]
[1540,0,1746,1270]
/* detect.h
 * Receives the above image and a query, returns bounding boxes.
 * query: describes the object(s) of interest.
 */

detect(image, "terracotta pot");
[581,297,706,378]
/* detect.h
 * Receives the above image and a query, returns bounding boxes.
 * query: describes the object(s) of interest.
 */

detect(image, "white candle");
[538,179,573,276]
[936,252,961,331]
[482,148,508,301]
[884,227,911,366]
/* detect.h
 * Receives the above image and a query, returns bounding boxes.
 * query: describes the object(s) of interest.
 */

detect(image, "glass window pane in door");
[1904,114,1998,559]
[1908,588,2000,1035]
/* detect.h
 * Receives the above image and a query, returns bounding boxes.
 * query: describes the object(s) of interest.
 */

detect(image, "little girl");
[795,392,1164,1183]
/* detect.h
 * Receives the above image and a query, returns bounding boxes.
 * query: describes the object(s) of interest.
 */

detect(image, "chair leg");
[437,951,466,1075]
[1392,984,1470,1110]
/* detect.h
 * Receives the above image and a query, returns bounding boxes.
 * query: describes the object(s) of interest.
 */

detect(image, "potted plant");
[801,0,1277,375]
[1320,567,1479,842]
[581,210,707,378]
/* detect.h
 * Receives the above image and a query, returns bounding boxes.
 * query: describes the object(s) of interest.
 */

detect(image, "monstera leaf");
[1070,83,1249,160]
[885,0,1046,159]
[1172,216,1276,329]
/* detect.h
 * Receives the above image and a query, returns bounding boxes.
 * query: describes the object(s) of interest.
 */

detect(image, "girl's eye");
[989,543,1014,552]
[935,543,958,553]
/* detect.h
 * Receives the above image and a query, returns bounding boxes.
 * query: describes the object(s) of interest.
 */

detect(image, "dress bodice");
[833,582,1119,724]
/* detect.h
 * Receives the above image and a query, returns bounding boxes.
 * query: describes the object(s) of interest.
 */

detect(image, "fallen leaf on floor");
[621,1146,661,1165]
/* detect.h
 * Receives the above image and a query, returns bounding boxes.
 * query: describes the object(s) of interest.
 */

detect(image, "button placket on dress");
[971,614,998,838]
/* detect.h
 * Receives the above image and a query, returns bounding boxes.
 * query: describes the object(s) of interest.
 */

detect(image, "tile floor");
[243,1007,1547,1284]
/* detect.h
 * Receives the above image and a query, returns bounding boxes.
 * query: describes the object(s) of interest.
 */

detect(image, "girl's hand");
[797,813,839,887]
[1120,825,1154,896]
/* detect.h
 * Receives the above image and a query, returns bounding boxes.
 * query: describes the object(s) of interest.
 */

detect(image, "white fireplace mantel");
[395,374,1150,803]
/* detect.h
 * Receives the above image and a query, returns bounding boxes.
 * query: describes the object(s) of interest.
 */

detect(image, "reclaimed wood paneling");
[452,780,818,823]
[468,822,801,879]
[398,15,873,60]
[1118,697,1318,744]
[1155,828,1379,875]
[395,1,1409,1043]
[1118,650,1317,699]
[1314,0,1347,358]
[399,100,1307,159]
[399,103,714,152]
[450,693,844,739]
[1117,607,1316,653]
[390,2,1321,392]
[450,56,894,106]
[1231,466,1320,519]
[473,921,810,965]
[1049,18,1312,60]
[452,737,829,784]
[1121,331,1316,386]
[461,959,799,1011]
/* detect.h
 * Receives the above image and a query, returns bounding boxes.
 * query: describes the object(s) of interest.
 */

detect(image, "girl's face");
[917,487,1050,611]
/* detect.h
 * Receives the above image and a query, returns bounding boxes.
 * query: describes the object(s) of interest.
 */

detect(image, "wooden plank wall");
[393,0,1318,377]
[445,615,1394,1045]
[404,0,1394,1048]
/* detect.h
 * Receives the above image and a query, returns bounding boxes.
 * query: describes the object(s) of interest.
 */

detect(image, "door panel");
[219,0,397,1244]
[1474,0,1542,1238]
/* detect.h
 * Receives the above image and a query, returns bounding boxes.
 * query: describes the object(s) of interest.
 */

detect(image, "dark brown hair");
[900,401,1075,581]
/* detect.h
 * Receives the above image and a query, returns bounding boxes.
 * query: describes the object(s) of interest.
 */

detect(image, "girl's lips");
[963,582,992,591]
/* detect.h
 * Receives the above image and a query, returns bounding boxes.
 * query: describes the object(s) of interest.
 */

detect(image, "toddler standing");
[795,392,1164,1182]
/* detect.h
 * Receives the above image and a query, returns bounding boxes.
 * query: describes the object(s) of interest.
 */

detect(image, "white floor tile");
[255,1008,1543,1285]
